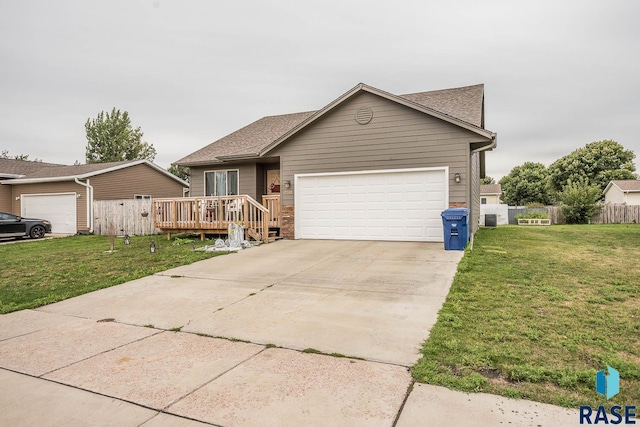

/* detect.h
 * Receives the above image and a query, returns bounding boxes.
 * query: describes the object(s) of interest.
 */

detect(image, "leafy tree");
[168,165,190,182]
[499,162,551,206]
[1,150,40,161]
[548,140,636,195]
[557,179,602,224]
[85,108,156,163]
[481,176,496,185]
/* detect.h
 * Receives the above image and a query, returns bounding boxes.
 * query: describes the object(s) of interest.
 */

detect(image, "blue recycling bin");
[441,208,470,250]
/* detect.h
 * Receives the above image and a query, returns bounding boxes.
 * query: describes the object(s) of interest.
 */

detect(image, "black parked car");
[0,211,52,239]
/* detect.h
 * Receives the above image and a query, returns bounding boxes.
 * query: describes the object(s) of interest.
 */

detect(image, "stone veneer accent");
[449,202,467,208]
[281,204,295,239]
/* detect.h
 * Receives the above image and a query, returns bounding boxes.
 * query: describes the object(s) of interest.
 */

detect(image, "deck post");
[263,214,269,244]
[172,200,177,229]
[243,196,249,230]
[194,198,200,228]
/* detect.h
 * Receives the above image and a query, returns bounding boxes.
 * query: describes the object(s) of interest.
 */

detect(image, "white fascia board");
[4,176,78,184]
[0,173,26,179]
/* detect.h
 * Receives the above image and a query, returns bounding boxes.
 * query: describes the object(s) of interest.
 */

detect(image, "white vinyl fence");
[480,204,509,225]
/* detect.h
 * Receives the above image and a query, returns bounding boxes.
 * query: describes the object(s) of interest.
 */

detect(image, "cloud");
[0,0,638,179]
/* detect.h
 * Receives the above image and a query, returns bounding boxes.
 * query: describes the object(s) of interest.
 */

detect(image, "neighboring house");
[174,82,497,242]
[0,159,189,234]
[480,184,503,204]
[603,180,640,205]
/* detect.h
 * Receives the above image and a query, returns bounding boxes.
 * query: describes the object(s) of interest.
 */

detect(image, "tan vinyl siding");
[90,164,185,200]
[11,181,88,230]
[0,182,11,212]
[190,163,257,199]
[269,91,487,206]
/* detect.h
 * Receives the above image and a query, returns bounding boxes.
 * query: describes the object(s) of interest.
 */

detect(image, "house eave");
[0,173,26,179]
[175,154,260,167]
[2,160,189,188]
[217,154,260,161]
[2,175,79,185]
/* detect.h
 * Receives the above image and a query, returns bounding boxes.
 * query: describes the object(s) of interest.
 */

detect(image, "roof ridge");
[400,83,484,97]
[175,82,489,166]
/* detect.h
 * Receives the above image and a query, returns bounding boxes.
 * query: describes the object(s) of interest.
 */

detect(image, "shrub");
[515,211,549,220]
[558,179,602,224]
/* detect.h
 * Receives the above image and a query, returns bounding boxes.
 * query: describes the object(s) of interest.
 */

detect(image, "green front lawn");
[0,235,223,314]
[413,225,640,408]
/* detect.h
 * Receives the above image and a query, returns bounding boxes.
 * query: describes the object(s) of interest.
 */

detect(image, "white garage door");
[295,168,448,242]
[21,193,77,234]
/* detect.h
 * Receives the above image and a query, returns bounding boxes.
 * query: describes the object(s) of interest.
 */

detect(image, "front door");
[267,170,281,194]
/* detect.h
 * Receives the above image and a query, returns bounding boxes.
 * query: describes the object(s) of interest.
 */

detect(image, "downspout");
[469,134,498,251]
[75,177,94,233]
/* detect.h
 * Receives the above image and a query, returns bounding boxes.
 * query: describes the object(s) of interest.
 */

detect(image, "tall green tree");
[481,176,496,185]
[85,108,156,163]
[548,140,636,195]
[499,162,551,206]
[168,165,190,182]
[1,150,40,161]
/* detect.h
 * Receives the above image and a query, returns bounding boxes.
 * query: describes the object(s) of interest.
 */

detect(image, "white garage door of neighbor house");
[295,168,448,242]
[21,193,77,234]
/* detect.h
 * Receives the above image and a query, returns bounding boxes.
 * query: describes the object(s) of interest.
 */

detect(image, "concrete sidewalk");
[0,240,580,426]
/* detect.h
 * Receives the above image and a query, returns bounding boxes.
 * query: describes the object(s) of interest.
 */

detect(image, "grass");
[0,235,225,314]
[413,224,640,408]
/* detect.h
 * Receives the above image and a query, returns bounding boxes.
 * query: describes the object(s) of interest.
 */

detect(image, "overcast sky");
[1,0,638,179]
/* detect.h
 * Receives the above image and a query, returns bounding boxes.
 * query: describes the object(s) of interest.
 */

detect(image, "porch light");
[124,234,130,245]
[454,173,461,183]
[150,241,156,253]
[284,180,291,189]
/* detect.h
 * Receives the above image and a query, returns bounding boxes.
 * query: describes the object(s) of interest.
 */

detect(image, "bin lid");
[441,208,470,219]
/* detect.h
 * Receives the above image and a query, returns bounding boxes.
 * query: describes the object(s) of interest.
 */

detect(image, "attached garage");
[21,193,77,234]
[295,168,448,242]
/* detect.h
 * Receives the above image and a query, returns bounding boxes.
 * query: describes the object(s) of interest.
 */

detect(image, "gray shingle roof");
[611,180,640,192]
[19,160,137,179]
[400,84,484,127]
[175,83,486,166]
[480,184,502,194]
[1,160,188,187]
[175,111,315,166]
[0,158,65,176]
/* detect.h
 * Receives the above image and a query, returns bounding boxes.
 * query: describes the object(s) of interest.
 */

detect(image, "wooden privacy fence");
[508,205,640,225]
[591,204,640,224]
[93,199,158,236]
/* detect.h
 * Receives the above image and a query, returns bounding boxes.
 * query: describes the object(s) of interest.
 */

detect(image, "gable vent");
[355,107,373,125]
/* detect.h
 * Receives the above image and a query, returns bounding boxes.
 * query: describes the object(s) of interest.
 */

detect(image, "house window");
[205,170,239,196]
[134,195,152,200]
[481,197,487,205]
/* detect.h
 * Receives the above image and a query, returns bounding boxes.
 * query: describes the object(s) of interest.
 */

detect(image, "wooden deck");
[152,195,280,243]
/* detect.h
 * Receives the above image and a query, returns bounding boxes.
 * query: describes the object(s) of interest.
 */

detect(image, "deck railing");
[262,195,282,228]
[152,195,279,243]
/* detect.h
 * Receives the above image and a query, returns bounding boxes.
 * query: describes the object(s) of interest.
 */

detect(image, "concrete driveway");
[0,240,578,426]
